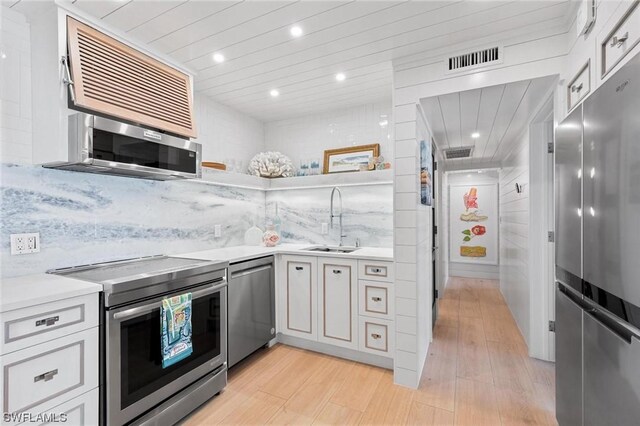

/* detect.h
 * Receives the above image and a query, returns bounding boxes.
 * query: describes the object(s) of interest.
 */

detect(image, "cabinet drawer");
[36,388,99,426]
[359,317,394,357]
[1,328,99,418]
[567,61,590,112]
[601,1,640,77]
[359,280,394,320]
[358,260,394,282]
[1,293,98,355]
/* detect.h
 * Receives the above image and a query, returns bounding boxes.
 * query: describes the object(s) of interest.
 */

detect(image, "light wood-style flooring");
[183,277,556,425]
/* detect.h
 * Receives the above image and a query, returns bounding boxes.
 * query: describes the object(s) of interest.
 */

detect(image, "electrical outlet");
[321,223,329,235]
[214,225,222,238]
[11,232,40,255]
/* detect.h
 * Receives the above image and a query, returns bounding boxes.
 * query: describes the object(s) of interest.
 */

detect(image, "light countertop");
[175,244,394,264]
[0,244,392,313]
[0,273,102,313]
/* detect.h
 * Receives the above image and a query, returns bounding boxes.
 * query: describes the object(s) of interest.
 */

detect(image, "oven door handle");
[112,281,226,321]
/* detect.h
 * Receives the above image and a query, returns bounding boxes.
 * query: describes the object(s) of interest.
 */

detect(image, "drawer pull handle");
[371,333,382,340]
[371,297,383,302]
[295,266,304,271]
[34,369,58,383]
[333,269,342,274]
[35,316,60,327]
[571,83,584,93]
[610,32,629,47]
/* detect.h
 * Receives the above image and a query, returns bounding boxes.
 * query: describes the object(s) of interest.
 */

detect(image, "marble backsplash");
[266,185,393,248]
[0,164,393,278]
[0,164,265,277]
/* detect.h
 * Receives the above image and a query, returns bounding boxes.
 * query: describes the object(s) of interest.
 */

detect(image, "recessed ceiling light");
[335,73,346,82]
[471,132,480,139]
[270,89,280,98]
[213,53,225,63]
[290,25,303,37]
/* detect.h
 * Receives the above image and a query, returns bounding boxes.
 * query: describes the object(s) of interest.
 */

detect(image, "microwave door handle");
[112,281,226,321]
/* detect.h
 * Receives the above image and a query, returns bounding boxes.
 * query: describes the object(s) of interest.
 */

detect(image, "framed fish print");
[448,183,498,265]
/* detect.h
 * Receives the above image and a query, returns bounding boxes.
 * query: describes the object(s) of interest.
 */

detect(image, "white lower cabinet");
[279,253,395,366]
[0,327,99,425]
[318,258,358,350]
[281,255,318,340]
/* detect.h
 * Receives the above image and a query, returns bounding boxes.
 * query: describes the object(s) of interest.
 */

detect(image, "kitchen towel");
[161,293,193,368]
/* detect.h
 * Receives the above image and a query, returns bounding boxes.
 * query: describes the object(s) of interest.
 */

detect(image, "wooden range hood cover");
[66,17,197,138]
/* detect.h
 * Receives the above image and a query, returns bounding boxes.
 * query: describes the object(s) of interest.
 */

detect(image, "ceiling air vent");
[444,146,474,160]
[446,46,502,73]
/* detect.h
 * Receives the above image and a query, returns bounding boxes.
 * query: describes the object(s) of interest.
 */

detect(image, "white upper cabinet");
[29,5,196,165]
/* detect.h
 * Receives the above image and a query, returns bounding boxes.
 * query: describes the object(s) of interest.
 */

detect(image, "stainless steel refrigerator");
[556,51,640,426]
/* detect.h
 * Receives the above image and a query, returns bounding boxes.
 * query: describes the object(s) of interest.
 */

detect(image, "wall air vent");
[446,46,502,73]
[444,146,474,160]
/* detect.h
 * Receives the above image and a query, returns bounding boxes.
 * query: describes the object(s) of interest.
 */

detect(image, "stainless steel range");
[50,256,228,426]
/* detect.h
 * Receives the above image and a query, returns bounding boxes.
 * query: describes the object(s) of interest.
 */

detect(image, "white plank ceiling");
[8,0,570,122]
[420,75,556,169]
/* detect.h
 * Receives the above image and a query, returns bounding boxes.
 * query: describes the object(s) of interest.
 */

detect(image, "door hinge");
[434,162,438,171]
[547,142,554,154]
[434,225,438,234]
[435,289,439,299]
[548,231,555,242]
[549,320,556,332]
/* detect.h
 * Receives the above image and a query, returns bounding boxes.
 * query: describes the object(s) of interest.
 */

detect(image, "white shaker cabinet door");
[318,258,358,350]
[281,255,318,341]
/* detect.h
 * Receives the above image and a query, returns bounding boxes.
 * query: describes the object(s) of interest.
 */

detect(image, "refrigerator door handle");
[584,304,640,344]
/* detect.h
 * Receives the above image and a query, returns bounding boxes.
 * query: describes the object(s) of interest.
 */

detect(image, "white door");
[281,255,318,341]
[318,257,358,350]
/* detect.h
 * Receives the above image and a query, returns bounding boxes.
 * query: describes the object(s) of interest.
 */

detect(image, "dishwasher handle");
[230,264,272,279]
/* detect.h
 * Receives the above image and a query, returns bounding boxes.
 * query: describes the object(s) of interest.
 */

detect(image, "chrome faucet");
[330,186,347,246]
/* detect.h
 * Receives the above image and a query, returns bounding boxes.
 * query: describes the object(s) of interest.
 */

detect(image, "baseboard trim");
[277,333,394,370]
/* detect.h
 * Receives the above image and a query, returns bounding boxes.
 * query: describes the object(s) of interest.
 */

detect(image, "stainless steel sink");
[303,246,360,253]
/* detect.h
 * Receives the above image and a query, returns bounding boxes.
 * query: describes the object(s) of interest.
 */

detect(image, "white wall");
[0,6,32,165]
[447,170,500,280]
[264,101,392,170]
[194,93,264,171]
[499,131,531,345]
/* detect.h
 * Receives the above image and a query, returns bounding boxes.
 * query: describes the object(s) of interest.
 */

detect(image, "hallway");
[420,276,557,425]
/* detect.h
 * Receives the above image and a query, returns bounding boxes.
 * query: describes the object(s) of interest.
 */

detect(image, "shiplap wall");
[499,130,530,345]
[447,171,500,280]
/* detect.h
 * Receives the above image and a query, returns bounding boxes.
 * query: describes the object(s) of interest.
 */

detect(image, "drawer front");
[1,328,99,417]
[567,61,590,112]
[601,1,640,77]
[35,388,99,426]
[358,260,394,282]
[1,293,98,355]
[359,280,394,320]
[359,317,394,357]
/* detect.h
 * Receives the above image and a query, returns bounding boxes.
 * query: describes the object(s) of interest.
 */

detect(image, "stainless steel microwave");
[44,113,202,180]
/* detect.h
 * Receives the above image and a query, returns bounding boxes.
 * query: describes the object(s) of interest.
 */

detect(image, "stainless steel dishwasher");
[227,256,276,368]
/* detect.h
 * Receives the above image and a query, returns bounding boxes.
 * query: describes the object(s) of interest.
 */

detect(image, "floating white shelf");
[198,168,393,191]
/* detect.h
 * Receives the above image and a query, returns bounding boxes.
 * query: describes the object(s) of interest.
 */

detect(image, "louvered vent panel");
[447,46,500,72]
[444,146,474,160]
[67,17,197,138]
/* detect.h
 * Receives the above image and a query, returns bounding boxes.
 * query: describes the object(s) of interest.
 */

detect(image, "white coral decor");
[248,151,295,178]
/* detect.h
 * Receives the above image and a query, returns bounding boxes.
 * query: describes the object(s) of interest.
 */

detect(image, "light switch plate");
[11,232,40,255]
[214,225,222,238]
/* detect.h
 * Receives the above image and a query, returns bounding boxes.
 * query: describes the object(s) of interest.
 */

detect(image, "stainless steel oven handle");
[112,281,226,321]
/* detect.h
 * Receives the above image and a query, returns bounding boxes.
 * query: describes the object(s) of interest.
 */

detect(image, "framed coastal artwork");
[419,139,432,206]
[323,144,379,174]
[448,183,498,265]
